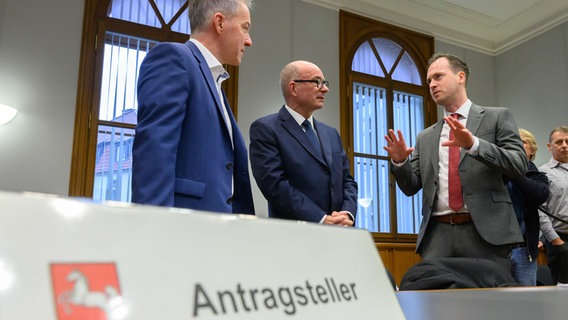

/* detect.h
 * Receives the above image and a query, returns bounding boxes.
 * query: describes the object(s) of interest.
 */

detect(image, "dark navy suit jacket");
[249,106,357,222]
[132,41,254,215]
[506,161,549,260]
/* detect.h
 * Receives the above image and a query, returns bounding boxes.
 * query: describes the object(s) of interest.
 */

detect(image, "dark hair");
[427,53,470,84]
[549,126,568,143]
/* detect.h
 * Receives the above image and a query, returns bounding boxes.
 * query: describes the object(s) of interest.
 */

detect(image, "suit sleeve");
[391,134,423,197]
[132,43,190,206]
[512,166,549,207]
[475,108,528,179]
[336,130,358,217]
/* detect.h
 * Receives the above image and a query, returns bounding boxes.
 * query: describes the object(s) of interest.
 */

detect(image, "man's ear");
[213,12,225,34]
[458,71,466,85]
[289,82,297,97]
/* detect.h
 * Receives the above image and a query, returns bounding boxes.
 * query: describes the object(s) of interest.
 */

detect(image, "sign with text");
[0,191,404,319]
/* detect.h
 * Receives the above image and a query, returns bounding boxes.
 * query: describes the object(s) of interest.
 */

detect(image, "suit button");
[227,197,233,204]
[226,163,233,170]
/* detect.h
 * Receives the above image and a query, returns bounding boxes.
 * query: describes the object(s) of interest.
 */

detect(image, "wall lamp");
[0,104,18,125]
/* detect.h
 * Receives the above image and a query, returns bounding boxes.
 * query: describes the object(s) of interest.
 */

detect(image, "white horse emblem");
[58,269,122,317]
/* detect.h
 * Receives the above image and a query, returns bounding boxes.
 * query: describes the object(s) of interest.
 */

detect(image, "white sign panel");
[0,191,404,319]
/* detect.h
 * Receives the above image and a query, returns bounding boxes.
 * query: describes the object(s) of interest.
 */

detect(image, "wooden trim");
[224,65,239,119]
[68,0,100,197]
[376,242,421,286]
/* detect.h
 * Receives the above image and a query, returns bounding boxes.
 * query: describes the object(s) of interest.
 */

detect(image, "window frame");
[69,0,240,198]
[339,10,436,242]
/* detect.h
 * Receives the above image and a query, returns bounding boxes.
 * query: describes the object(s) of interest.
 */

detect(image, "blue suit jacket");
[132,41,254,215]
[392,105,526,252]
[249,106,357,222]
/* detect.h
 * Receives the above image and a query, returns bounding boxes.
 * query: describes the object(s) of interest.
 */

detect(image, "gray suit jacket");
[392,104,526,252]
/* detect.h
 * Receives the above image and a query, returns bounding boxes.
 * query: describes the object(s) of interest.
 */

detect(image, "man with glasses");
[249,60,357,225]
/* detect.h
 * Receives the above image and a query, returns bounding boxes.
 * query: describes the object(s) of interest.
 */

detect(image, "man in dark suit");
[131,0,255,215]
[249,60,357,225]
[384,53,527,271]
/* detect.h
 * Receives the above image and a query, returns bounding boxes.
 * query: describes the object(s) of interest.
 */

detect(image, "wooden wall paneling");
[376,242,421,287]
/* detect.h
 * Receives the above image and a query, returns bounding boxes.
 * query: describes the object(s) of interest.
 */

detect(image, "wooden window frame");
[69,0,240,198]
[339,10,436,243]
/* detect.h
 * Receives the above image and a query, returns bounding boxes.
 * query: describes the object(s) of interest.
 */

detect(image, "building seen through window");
[71,0,194,202]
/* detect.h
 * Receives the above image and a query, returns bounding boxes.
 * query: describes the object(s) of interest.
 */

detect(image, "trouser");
[420,221,512,273]
[545,233,568,284]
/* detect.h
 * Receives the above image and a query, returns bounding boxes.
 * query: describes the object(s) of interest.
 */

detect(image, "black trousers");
[545,232,568,284]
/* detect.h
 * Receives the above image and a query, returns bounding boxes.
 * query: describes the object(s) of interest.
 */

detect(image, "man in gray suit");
[384,53,527,271]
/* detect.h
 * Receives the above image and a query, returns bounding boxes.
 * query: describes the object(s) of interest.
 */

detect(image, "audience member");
[505,128,549,286]
[539,125,568,285]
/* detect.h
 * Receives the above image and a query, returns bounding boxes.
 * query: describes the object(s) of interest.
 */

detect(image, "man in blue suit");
[132,0,255,215]
[249,60,357,225]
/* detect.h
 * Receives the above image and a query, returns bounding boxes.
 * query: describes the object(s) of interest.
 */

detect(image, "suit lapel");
[426,120,444,177]
[278,107,327,165]
[464,104,485,161]
[314,120,333,166]
[186,41,232,140]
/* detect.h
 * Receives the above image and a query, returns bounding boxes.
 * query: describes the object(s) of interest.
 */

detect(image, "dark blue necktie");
[302,120,322,156]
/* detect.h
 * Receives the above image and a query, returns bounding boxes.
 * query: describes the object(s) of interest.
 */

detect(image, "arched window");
[340,11,435,241]
[69,0,240,202]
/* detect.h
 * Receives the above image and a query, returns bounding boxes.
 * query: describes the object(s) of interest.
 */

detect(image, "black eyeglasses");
[293,79,329,89]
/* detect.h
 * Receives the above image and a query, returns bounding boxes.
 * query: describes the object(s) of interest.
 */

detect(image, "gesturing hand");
[441,115,474,149]
[383,129,414,163]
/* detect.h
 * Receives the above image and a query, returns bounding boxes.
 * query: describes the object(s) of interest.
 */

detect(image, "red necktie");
[448,113,463,212]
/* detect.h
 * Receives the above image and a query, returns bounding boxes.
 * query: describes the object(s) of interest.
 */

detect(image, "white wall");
[1,0,567,209]
[0,0,84,195]
[496,23,568,166]
[436,23,568,167]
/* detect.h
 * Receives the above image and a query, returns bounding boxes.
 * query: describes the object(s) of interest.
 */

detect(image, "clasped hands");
[323,211,353,226]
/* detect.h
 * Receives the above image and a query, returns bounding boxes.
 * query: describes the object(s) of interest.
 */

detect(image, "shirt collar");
[548,157,568,169]
[285,105,314,127]
[444,99,472,119]
[189,38,229,83]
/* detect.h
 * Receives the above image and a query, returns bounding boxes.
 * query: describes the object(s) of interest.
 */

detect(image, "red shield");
[50,263,122,320]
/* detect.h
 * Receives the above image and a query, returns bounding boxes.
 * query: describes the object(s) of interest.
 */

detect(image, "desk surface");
[397,286,568,320]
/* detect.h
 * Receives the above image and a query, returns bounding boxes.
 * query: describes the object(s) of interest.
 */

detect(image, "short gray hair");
[189,0,253,34]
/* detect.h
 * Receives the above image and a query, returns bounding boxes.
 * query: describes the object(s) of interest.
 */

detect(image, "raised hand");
[441,115,474,149]
[384,129,414,163]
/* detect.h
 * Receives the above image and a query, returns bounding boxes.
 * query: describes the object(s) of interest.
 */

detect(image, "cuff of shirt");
[391,158,408,167]
[466,136,479,155]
